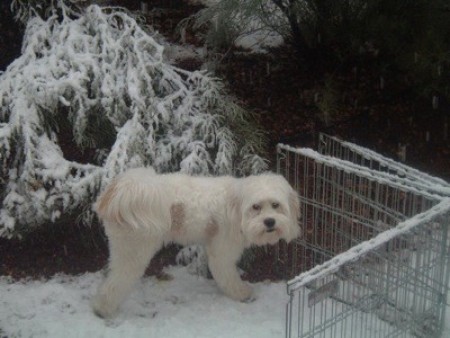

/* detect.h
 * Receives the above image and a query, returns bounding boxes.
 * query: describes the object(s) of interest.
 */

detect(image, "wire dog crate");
[277,134,450,338]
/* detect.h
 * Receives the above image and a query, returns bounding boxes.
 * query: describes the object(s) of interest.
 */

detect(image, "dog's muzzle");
[264,218,276,232]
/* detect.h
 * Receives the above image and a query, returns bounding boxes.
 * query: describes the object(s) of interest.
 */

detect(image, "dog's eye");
[252,204,261,211]
[272,202,280,209]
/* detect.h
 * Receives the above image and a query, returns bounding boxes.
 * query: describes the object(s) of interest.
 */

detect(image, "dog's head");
[231,173,301,246]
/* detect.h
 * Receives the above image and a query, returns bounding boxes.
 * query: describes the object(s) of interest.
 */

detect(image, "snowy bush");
[178,0,285,53]
[0,2,267,238]
[11,0,86,24]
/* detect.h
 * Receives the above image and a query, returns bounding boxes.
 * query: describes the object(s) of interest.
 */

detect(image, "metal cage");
[277,134,450,338]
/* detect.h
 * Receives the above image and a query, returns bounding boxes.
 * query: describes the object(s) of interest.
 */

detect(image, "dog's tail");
[95,168,168,234]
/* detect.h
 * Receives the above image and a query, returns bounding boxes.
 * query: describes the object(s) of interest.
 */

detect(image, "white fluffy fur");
[92,168,301,318]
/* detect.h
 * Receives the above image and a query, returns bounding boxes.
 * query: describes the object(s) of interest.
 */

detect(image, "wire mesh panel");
[317,134,450,195]
[277,136,450,338]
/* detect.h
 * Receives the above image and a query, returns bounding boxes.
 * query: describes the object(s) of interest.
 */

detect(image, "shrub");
[0,1,267,237]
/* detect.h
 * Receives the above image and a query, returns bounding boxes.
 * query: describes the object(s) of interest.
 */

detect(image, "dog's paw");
[227,283,254,302]
[91,294,118,319]
[241,295,257,303]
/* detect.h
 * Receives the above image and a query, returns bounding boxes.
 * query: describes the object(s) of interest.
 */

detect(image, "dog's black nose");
[264,218,276,229]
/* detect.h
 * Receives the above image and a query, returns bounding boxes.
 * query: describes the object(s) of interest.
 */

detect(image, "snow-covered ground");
[1,265,449,338]
[0,266,287,338]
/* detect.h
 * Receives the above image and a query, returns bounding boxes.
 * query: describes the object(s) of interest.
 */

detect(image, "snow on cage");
[276,134,450,338]
[0,2,267,237]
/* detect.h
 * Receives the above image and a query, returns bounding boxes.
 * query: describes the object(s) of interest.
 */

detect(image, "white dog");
[92,168,301,318]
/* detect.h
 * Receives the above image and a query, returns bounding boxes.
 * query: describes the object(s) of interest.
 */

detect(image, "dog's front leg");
[206,240,253,302]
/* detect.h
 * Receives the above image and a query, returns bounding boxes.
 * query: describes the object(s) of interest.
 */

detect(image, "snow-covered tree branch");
[0,2,267,237]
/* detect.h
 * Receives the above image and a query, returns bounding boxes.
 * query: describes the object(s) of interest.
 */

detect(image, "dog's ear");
[226,183,243,232]
[288,188,301,240]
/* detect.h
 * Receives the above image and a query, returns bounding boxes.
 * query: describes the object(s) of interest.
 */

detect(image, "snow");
[182,0,285,54]
[235,29,284,53]
[0,266,287,338]
[0,265,449,338]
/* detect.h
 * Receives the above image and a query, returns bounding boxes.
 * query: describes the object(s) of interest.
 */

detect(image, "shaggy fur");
[92,168,301,318]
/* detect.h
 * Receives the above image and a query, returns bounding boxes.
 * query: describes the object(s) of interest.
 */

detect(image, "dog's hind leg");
[92,226,162,318]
